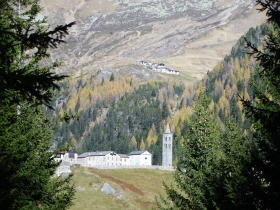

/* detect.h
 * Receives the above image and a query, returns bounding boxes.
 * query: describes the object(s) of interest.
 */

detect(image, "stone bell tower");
[162,123,173,166]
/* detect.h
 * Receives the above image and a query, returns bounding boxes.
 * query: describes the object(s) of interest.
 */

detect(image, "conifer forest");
[1,0,280,209]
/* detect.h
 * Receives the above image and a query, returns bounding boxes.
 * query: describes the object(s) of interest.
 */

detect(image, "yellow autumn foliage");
[146,124,158,147]
[139,138,145,150]
[129,135,137,149]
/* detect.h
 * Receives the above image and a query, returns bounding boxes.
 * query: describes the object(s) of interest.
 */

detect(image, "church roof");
[128,150,150,155]
[78,151,113,158]
[164,124,171,133]
[119,154,129,158]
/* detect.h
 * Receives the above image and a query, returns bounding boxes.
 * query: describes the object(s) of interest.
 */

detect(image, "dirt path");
[89,169,144,196]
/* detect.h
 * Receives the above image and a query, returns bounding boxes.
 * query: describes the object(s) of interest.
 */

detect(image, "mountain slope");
[49,23,265,166]
[41,0,265,81]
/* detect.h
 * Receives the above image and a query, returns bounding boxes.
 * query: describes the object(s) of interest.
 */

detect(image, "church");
[56,124,173,168]
[162,124,173,166]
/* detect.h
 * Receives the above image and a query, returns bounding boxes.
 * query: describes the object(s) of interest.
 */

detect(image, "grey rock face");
[117,192,125,200]
[101,183,116,195]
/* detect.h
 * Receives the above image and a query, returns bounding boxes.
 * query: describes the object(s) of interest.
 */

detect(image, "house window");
[169,144,171,149]
[169,137,171,141]
[124,159,126,162]
[145,157,147,159]
[165,144,167,149]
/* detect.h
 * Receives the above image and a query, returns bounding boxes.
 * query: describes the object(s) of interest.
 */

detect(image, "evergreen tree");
[0,0,75,208]
[109,73,115,81]
[218,121,258,209]
[156,97,259,209]
[156,96,224,209]
[92,107,98,121]
[0,102,75,209]
[162,101,169,119]
[241,1,280,208]
[0,0,75,107]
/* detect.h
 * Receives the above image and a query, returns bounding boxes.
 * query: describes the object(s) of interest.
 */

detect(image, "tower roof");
[165,124,171,133]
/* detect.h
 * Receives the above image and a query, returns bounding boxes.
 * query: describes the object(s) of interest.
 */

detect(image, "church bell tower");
[162,124,173,166]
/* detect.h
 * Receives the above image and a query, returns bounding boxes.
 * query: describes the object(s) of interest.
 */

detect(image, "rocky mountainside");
[41,0,266,81]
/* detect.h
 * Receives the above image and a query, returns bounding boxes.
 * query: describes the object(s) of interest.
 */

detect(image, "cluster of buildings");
[139,60,180,75]
[56,149,152,167]
[56,124,173,168]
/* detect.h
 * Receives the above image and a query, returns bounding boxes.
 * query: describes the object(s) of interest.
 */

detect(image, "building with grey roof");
[128,150,152,166]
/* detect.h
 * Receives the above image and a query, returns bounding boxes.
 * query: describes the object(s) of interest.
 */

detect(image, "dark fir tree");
[162,100,169,119]
[109,73,115,81]
[218,121,259,209]
[156,95,224,209]
[241,0,280,208]
[0,0,75,107]
[156,95,260,209]
[0,102,75,209]
[0,0,75,208]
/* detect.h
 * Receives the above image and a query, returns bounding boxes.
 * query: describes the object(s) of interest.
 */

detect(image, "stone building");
[77,150,151,167]
[162,124,173,166]
[128,150,152,166]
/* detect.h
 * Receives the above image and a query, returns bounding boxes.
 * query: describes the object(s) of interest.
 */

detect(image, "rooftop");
[128,150,149,155]
[78,151,113,158]
[164,123,171,133]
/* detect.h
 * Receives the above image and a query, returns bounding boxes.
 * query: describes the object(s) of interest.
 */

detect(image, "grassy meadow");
[70,167,174,210]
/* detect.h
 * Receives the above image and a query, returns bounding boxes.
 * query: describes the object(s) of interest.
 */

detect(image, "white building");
[139,60,179,75]
[128,150,152,166]
[162,124,173,166]
[119,154,129,166]
[77,151,131,167]
[55,149,78,164]
[77,150,152,167]
[78,151,111,167]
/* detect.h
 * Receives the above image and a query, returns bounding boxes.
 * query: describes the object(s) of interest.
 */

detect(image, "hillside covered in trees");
[49,24,265,165]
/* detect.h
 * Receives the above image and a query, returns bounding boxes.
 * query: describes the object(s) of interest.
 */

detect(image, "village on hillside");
[55,150,152,168]
[138,60,180,75]
[55,125,174,175]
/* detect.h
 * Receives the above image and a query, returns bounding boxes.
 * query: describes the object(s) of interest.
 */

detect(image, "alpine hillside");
[42,0,265,81]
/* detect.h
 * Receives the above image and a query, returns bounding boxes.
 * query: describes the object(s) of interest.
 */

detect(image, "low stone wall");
[56,165,71,176]
[55,160,72,176]
[89,165,175,171]
[55,159,175,171]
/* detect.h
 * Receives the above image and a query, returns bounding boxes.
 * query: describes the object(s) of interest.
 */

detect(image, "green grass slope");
[70,167,174,210]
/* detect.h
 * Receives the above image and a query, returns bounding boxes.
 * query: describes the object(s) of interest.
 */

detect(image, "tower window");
[169,137,171,141]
